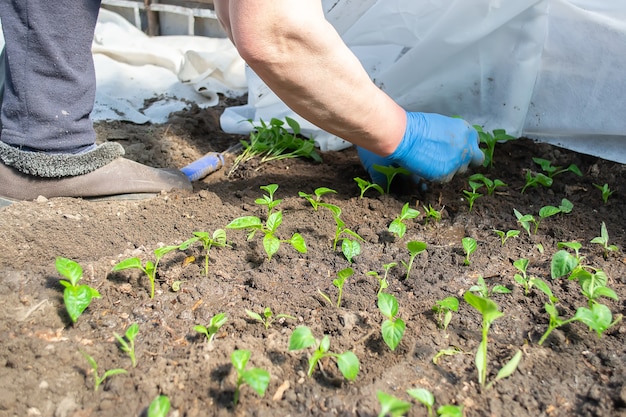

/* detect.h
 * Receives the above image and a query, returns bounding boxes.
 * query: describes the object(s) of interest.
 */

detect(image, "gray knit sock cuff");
[0,141,125,177]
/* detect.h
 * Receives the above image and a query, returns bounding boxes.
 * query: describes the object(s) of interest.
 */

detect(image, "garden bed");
[0,100,625,417]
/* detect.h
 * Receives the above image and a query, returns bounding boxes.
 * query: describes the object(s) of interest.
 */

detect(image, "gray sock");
[0,141,125,177]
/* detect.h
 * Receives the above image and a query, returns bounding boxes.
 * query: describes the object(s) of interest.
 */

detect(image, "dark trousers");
[0,0,101,153]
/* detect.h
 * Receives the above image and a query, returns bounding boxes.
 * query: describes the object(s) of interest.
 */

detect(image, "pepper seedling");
[463,291,522,389]
[245,307,296,329]
[367,262,397,296]
[468,173,507,195]
[299,186,337,211]
[474,125,516,168]
[80,349,127,392]
[521,171,553,193]
[432,296,459,331]
[56,257,101,324]
[255,184,283,215]
[112,244,179,299]
[378,292,406,351]
[401,240,427,280]
[407,388,464,417]
[318,267,354,308]
[513,258,557,302]
[289,326,360,381]
[469,275,511,298]
[147,395,170,417]
[532,157,583,178]
[493,229,520,246]
[354,177,384,198]
[513,208,536,236]
[422,204,443,224]
[388,202,420,239]
[461,237,477,266]
[373,164,411,194]
[179,229,230,277]
[194,312,228,344]
[114,323,139,368]
[376,391,412,417]
[231,349,270,406]
[326,204,365,261]
[593,183,614,204]
[590,221,619,259]
[462,181,483,212]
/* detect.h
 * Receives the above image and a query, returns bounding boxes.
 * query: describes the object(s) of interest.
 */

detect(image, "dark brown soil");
[1,99,625,417]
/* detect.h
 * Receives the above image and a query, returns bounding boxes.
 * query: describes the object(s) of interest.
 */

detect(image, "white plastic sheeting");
[220,0,626,162]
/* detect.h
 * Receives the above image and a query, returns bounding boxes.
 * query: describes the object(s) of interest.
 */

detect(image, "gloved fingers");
[468,128,485,167]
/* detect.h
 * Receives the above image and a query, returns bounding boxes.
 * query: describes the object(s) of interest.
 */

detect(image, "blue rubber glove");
[358,111,484,184]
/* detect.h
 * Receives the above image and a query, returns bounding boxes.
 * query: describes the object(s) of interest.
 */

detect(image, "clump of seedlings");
[289,326,360,381]
[378,292,406,351]
[318,267,354,308]
[80,350,127,392]
[231,349,270,406]
[245,307,296,329]
[179,229,230,277]
[194,312,228,344]
[56,257,101,323]
[388,202,420,238]
[114,323,139,367]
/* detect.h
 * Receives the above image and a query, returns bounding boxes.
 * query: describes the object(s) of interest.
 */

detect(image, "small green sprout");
[590,221,619,259]
[56,257,101,324]
[112,245,179,299]
[474,125,516,168]
[367,262,397,296]
[432,296,459,330]
[147,395,170,417]
[422,204,443,224]
[114,323,139,368]
[388,202,420,238]
[468,173,507,195]
[521,171,553,193]
[194,312,228,344]
[493,229,520,246]
[401,240,427,280]
[231,349,270,406]
[513,208,536,236]
[461,237,477,266]
[255,184,283,215]
[80,350,127,392]
[226,211,307,262]
[378,292,406,351]
[376,391,411,417]
[245,307,296,329]
[354,177,384,198]
[373,164,411,194]
[407,388,464,417]
[512,258,557,302]
[318,267,354,308]
[288,326,360,381]
[469,275,511,298]
[432,346,466,365]
[463,291,522,389]
[179,229,230,277]
[341,238,361,263]
[550,241,584,280]
[462,181,483,212]
[532,157,583,178]
[593,183,615,204]
[299,186,337,211]
[326,205,365,259]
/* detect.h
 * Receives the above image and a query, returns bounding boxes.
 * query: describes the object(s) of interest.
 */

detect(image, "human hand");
[358,112,483,184]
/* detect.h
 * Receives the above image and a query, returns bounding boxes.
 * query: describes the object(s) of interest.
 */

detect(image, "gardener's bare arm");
[214,0,406,156]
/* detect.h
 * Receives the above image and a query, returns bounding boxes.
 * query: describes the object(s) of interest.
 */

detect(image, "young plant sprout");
[147,395,170,417]
[463,291,522,389]
[245,307,296,329]
[299,186,337,211]
[513,208,536,236]
[474,125,516,168]
[376,391,411,417]
[432,346,466,365]
[532,157,583,178]
[255,184,283,215]
[513,258,557,302]
[521,171,553,193]
[593,183,615,204]
[288,326,360,381]
[534,199,574,233]
[461,237,477,266]
[56,257,101,324]
[462,181,483,212]
[493,229,520,246]
[373,164,411,194]
[80,350,127,392]
[341,238,361,263]
[367,262,397,296]
[377,292,406,351]
[354,177,384,198]
[590,221,619,259]
[231,349,270,406]
[422,204,443,224]
[318,267,354,308]
[326,204,365,260]
[112,244,179,299]
[432,296,459,331]
[401,240,427,280]
[179,229,230,277]
[194,312,228,344]
[407,388,464,417]
[226,211,307,262]
[469,275,511,298]
[468,173,507,195]
[114,323,139,367]
[388,202,420,239]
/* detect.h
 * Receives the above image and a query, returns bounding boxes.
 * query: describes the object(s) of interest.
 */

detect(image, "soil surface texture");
[1,99,625,417]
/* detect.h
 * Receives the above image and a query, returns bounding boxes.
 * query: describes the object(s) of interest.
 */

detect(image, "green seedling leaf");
[336,351,360,381]
[378,293,405,351]
[288,326,317,351]
[57,257,101,323]
[80,350,127,391]
[232,349,270,405]
[437,404,464,417]
[593,183,615,204]
[493,229,520,246]
[377,391,412,417]
[114,323,139,367]
[574,303,615,337]
[147,395,170,417]
[487,350,522,389]
[341,239,361,263]
[550,250,579,279]
[433,346,466,365]
[432,297,459,330]
[388,202,420,238]
[462,237,477,266]
[402,240,427,280]
[407,388,434,416]
[195,312,227,344]
[354,177,384,198]
[55,257,83,287]
[227,216,263,230]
